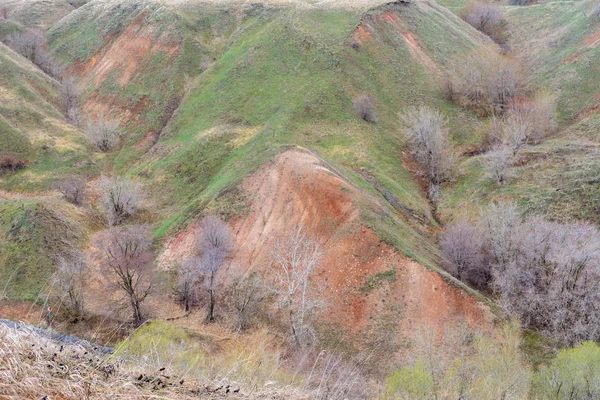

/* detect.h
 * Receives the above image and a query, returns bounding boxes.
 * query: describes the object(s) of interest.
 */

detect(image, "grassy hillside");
[52,0,487,268]
[439,0,600,223]
[0,42,94,191]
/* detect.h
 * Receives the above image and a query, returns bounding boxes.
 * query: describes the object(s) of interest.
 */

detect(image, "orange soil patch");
[562,28,600,65]
[584,28,600,49]
[159,148,493,338]
[0,300,42,324]
[351,23,375,45]
[379,10,437,72]
[572,94,600,121]
[73,13,180,128]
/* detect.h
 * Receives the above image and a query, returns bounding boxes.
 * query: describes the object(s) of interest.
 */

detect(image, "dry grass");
[0,323,315,399]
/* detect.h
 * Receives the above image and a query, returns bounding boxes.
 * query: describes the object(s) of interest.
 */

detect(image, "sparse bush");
[401,106,455,201]
[62,76,80,125]
[225,272,272,331]
[0,6,11,19]
[51,253,86,321]
[99,176,143,225]
[8,29,44,63]
[0,154,28,171]
[8,29,63,79]
[448,47,523,115]
[197,215,233,322]
[484,144,513,185]
[176,258,200,313]
[86,114,122,152]
[94,225,154,325]
[440,219,489,288]
[499,94,556,153]
[55,176,86,205]
[353,94,378,123]
[461,0,506,44]
[272,224,323,347]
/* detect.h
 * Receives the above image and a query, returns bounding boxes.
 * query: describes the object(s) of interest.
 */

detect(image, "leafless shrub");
[99,176,143,225]
[8,30,44,63]
[495,216,600,345]
[498,94,556,153]
[0,154,28,171]
[94,225,154,325]
[272,224,323,347]
[460,1,507,44]
[479,201,522,268]
[86,114,122,152]
[50,253,86,321]
[484,144,513,185]
[305,351,370,400]
[54,176,86,205]
[8,29,63,79]
[440,219,489,288]
[226,272,272,331]
[353,95,377,123]
[176,258,200,313]
[401,106,455,202]
[455,202,600,345]
[196,214,233,322]
[0,6,11,19]
[448,47,523,115]
[62,76,80,125]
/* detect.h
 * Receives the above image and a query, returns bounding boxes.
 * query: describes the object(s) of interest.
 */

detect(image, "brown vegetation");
[353,94,377,123]
[446,47,523,115]
[94,225,154,325]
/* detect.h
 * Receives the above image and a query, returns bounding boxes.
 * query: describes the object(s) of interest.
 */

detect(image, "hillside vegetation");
[1,0,600,397]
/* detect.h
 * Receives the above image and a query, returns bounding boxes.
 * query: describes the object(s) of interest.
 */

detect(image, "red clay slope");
[160,148,493,337]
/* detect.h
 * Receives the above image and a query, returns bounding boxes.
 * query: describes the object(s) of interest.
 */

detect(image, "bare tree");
[448,47,523,115]
[94,225,154,325]
[62,76,80,125]
[401,106,455,202]
[55,176,86,205]
[493,216,600,345]
[440,219,489,288]
[271,224,323,347]
[461,1,506,43]
[479,201,522,268]
[353,95,378,123]
[51,253,86,321]
[484,144,513,185]
[196,215,233,322]
[224,272,272,331]
[176,257,200,313]
[86,114,122,152]
[99,175,143,225]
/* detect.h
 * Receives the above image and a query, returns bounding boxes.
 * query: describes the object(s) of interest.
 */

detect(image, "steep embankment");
[159,148,492,339]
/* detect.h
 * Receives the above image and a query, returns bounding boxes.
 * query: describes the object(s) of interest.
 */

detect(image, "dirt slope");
[160,148,493,337]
